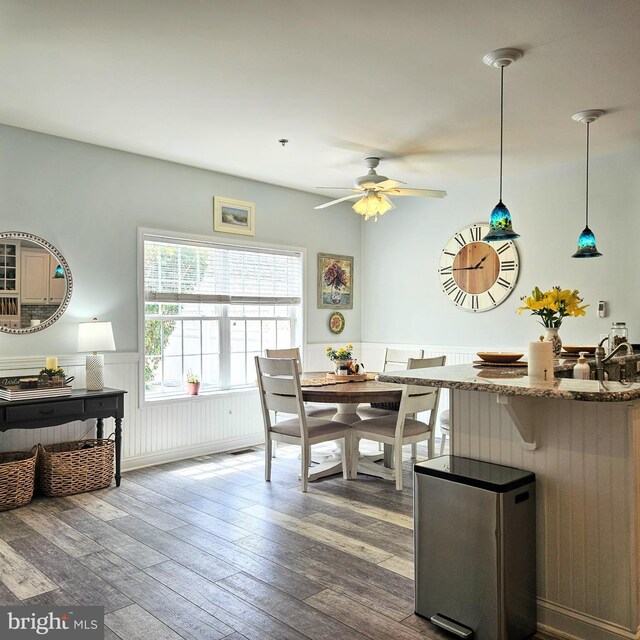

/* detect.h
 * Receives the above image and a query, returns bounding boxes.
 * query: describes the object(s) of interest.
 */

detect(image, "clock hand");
[473,254,490,269]
[452,266,484,271]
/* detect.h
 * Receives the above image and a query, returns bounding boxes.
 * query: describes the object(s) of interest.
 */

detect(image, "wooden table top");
[301,372,402,404]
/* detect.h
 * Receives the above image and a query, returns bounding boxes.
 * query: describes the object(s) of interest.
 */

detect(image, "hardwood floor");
[0,441,455,640]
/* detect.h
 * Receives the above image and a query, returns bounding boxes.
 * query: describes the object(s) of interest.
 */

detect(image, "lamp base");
[86,354,105,391]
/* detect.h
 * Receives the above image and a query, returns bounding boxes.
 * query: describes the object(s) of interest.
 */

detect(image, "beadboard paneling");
[452,389,640,640]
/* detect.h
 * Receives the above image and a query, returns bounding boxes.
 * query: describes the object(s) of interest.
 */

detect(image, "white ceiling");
[1,0,639,197]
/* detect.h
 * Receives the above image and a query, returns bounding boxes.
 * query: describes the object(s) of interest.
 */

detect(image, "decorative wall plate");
[329,311,345,335]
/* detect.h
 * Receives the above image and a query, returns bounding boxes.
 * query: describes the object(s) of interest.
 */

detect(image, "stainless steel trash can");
[414,456,536,639]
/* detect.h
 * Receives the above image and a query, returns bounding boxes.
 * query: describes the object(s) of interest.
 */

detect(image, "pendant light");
[482,48,523,242]
[571,110,604,258]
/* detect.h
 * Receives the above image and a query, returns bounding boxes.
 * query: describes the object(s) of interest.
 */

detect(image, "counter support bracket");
[497,395,537,450]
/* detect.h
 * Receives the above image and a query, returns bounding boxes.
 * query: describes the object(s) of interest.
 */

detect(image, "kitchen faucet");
[594,337,634,381]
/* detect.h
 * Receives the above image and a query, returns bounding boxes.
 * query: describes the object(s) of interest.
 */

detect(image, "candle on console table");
[528,338,554,381]
[45,356,58,370]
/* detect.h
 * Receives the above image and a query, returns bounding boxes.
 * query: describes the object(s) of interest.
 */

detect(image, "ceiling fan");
[314,157,447,221]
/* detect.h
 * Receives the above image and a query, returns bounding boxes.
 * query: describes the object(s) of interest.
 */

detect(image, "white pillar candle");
[528,339,554,381]
[45,356,58,369]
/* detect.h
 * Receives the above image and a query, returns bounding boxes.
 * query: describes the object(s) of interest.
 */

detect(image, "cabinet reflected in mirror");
[0,232,73,334]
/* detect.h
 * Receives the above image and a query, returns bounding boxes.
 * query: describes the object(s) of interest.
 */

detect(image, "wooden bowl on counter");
[562,345,596,354]
[476,352,525,364]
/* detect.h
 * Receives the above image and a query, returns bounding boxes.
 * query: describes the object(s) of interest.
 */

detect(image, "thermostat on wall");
[598,301,607,318]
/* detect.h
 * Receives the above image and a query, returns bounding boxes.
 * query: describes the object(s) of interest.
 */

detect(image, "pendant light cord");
[585,122,590,228]
[499,65,504,201]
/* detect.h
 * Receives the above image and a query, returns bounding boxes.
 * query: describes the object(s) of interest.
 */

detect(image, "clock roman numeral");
[488,291,496,304]
[439,266,452,275]
[496,242,510,255]
[501,260,516,271]
[471,295,479,310]
[497,277,511,289]
[469,226,482,242]
[454,233,466,247]
[443,277,457,294]
[454,290,467,306]
[443,251,456,257]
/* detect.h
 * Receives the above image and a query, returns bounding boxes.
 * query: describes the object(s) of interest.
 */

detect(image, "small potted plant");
[39,366,66,387]
[186,370,200,396]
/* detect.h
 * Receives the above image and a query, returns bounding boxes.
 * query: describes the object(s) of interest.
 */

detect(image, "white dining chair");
[255,356,353,492]
[350,355,445,491]
[439,409,450,455]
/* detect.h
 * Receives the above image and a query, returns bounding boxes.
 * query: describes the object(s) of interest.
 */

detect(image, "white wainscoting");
[0,342,474,471]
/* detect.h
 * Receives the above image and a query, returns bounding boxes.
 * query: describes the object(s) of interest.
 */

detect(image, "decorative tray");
[472,360,528,368]
[325,372,369,382]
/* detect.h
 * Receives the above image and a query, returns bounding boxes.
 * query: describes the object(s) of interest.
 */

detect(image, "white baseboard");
[121,433,265,472]
[537,598,640,640]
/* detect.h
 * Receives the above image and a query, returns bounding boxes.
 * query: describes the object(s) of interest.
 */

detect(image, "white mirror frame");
[0,231,73,335]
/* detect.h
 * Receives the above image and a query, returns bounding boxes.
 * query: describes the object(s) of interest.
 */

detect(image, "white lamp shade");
[77,321,116,352]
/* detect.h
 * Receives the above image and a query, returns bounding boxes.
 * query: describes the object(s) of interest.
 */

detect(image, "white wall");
[0,124,362,356]
[361,147,640,349]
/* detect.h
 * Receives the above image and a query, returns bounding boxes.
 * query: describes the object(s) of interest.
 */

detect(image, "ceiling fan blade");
[374,179,405,190]
[315,187,359,191]
[385,188,447,198]
[314,194,362,210]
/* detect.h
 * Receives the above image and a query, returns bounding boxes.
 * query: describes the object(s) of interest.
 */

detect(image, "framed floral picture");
[213,197,255,236]
[318,253,353,309]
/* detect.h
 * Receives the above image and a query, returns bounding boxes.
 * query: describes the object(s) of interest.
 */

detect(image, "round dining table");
[301,372,404,482]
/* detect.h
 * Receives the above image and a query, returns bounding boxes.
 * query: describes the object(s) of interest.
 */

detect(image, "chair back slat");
[258,357,297,376]
[264,393,299,414]
[265,348,302,373]
[406,356,446,394]
[261,374,296,395]
[383,348,425,372]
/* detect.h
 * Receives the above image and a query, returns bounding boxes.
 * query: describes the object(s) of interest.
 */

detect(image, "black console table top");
[0,387,126,487]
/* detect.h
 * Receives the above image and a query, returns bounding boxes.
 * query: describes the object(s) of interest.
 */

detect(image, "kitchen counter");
[378,353,640,640]
[377,355,640,402]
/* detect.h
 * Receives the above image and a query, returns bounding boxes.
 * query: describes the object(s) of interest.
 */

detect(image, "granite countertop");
[377,354,640,402]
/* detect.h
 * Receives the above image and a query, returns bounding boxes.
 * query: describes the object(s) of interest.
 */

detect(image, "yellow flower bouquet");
[325,344,354,362]
[517,286,588,328]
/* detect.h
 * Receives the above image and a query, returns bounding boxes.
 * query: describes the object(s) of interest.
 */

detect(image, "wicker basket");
[37,438,114,497]
[0,447,37,511]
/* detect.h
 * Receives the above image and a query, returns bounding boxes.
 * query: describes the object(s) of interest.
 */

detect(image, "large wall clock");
[439,223,519,312]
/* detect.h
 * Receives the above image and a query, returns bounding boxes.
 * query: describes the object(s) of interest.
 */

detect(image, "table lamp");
[77,318,116,390]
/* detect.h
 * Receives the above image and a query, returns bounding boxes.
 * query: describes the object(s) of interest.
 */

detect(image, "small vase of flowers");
[326,344,354,374]
[517,286,588,357]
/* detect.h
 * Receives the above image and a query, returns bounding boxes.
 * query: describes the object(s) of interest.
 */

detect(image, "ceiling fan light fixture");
[353,192,394,221]
[571,110,604,259]
[482,47,523,242]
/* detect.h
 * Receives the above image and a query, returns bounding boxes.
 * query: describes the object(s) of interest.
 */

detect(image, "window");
[142,233,303,400]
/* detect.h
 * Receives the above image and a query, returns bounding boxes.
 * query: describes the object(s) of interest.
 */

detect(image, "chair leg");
[265,438,272,482]
[394,443,403,491]
[411,443,417,459]
[301,445,310,492]
[352,436,360,479]
[272,440,277,458]
[341,434,351,480]
[440,431,447,456]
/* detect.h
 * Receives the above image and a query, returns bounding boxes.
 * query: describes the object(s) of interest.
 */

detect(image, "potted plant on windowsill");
[186,371,200,396]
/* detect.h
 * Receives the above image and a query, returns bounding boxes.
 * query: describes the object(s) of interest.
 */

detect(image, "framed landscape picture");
[213,197,255,236]
[318,253,353,309]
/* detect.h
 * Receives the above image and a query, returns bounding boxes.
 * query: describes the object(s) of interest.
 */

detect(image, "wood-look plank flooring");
[0,441,458,639]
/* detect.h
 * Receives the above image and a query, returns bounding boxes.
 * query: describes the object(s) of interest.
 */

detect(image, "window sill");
[141,385,257,408]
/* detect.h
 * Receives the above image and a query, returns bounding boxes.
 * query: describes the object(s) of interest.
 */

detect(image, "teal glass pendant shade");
[482,200,520,241]
[572,226,602,258]
[54,264,64,278]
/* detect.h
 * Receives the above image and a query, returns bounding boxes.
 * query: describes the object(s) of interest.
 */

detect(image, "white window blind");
[144,238,302,305]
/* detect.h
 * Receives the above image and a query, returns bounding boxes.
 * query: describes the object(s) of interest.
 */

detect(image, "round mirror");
[0,231,73,334]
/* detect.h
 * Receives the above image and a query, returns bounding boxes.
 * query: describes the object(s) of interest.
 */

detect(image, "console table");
[0,388,126,487]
